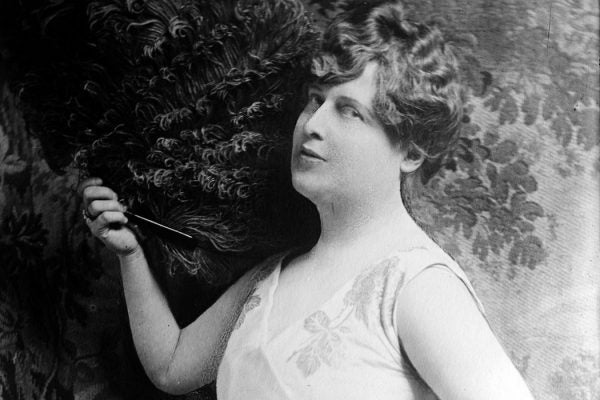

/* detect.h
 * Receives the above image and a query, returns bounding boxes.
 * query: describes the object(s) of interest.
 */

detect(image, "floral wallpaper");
[0,0,598,399]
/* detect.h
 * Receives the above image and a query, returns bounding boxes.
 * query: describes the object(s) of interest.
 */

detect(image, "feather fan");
[0,0,320,284]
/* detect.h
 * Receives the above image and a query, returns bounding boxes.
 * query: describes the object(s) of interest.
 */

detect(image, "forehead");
[312,62,379,108]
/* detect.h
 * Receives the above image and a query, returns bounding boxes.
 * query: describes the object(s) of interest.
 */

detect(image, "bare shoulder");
[396,264,485,337]
[395,265,534,400]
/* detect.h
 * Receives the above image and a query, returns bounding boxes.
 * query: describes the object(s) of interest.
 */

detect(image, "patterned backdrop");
[0,0,598,399]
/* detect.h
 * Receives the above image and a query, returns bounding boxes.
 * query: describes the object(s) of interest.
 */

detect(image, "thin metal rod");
[124,210,195,243]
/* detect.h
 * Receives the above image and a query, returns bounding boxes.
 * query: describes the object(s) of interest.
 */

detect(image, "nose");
[303,102,327,140]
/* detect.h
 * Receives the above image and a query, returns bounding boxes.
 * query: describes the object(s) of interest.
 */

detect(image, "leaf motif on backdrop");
[395,0,596,270]
[0,209,48,275]
[0,289,20,351]
[549,352,600,400]
[0,207,104,398]
[426,132,547,271]
[431,1,600,153]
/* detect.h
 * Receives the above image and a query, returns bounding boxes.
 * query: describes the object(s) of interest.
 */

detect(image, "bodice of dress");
[217,246,486,400]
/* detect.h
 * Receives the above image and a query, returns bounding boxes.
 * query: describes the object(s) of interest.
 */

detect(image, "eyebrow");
[306,82,325,93]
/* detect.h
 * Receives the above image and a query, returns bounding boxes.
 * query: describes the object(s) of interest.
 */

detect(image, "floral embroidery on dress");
[287,310,350,376]
[288,256,402,377]
[233,257,280,331]
[343,257,399,324]
[234,291,262,330]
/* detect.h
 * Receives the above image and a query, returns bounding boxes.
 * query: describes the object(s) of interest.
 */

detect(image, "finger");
[78,177,103,196]
[82,186,119,207]
[87,199,126,218]
[90,211,129,236]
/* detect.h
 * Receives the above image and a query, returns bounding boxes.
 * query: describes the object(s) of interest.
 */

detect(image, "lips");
[299,145,325,161]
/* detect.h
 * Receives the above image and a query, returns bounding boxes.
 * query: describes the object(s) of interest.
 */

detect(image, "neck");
[310,190,423,261]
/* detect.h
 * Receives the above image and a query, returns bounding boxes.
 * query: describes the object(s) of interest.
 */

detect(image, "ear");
[399,146,426,174]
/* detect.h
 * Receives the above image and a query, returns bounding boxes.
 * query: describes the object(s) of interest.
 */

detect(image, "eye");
[309,92,324,105]
[339,104,363,120]
[304,92,323,112]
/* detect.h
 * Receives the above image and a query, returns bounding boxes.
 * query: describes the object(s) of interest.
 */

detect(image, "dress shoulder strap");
[395,245,486,315]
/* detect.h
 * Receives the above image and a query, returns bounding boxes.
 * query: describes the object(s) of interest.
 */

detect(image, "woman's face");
[291,62,406,207]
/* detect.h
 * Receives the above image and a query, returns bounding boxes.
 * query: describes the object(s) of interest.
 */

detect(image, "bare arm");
[395,266,534,400]
[80,178,255,394]
[119,248,254,394]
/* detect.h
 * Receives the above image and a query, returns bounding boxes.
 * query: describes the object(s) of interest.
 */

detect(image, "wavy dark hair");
[312,0,464,202]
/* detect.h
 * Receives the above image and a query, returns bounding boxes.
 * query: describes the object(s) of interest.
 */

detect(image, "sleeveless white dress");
[217,246,486,399]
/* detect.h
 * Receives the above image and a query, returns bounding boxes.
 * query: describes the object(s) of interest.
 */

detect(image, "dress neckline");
[261,246,428,345]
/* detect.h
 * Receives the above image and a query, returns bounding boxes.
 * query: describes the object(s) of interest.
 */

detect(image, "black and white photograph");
[0,0,598,399]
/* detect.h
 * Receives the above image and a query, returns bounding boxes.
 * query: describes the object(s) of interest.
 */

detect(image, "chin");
[291,172,324,204]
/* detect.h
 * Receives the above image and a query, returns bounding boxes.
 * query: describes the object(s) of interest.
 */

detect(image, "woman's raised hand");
[78,177,140,257]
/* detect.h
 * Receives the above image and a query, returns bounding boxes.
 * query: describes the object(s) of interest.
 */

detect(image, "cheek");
[343,139,399,181]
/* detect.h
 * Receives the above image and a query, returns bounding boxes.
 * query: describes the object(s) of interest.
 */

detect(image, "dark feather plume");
[1,0,320,284]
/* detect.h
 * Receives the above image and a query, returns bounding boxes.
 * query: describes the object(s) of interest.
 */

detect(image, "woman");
[79,1,535,398]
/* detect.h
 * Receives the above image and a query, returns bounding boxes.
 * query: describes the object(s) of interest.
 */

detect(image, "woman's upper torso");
[217,244,486,400]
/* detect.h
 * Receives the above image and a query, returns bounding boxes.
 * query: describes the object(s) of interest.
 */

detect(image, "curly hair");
[312,0,464,191]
